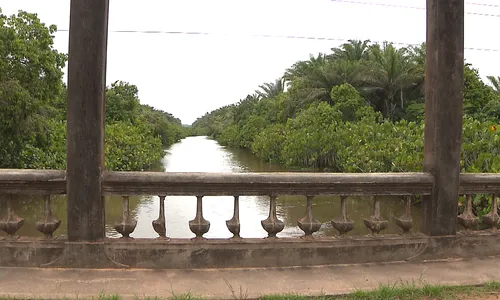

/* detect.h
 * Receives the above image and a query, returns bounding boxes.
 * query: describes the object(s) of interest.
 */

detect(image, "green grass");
[261,281,500,300]
[1,282,500,300]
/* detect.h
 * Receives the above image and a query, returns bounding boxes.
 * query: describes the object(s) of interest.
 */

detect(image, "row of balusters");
[1,194,499,239]
[458,194,500,231]
[111,195,407,238]
[0,195,60,238]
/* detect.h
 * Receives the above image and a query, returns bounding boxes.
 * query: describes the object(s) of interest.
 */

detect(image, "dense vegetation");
[0,10,186,171]
[191,40,500,215]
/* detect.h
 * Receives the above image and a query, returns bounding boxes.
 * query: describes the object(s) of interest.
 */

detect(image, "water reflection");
[0,136,421,238]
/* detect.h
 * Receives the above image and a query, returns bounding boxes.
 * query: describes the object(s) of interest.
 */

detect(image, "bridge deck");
[0,256,499,299]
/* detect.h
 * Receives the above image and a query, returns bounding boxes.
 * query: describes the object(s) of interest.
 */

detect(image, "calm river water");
[1,136,421,238]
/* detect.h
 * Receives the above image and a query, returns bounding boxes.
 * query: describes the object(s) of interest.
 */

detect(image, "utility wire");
[466,1,500,7]
[330,0,500,18]
[401,0,500,8]
[55,29,500,52]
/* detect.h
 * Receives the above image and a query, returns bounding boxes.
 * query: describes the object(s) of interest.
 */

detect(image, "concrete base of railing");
[0,232,499,269]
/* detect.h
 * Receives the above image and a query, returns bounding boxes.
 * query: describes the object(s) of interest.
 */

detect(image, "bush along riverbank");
[191,40,500,218]
[0,9,187,171]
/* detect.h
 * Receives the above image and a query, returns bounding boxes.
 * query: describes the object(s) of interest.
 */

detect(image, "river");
[1,136,421,238]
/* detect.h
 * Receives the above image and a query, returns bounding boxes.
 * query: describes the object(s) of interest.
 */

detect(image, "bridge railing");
[1,169,499,240]
[103,171,433,238]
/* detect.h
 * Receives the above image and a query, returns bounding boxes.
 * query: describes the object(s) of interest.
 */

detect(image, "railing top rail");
[459,173,500,194]
[0,169,499,196]
[0,169,66,195]
[102,171,434,196]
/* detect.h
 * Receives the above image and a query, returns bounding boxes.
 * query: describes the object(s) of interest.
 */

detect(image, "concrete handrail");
[0,169,499,196]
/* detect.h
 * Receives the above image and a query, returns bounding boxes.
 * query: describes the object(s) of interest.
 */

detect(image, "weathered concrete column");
[422,0,464,236]
[44,0,125,268]
[66,0,109,241]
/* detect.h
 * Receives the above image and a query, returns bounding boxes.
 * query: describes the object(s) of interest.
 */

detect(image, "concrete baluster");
[331,195,355,235]
[297,196,321,238]
[363,196,388,235]
[152,195,168,239]
[457,194,478,231]
[394,195,414,234]
[114,196,137,238]
[261,195,284,238]
[482,194,499,231]
[36,195,61,239]
[0,195,24,239]
[189,196,210,239]
[226,196,241,239]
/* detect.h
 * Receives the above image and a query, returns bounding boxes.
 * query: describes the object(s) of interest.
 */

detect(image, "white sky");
[0,0,499,124]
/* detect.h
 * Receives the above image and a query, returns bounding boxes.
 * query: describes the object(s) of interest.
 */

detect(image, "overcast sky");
[1,0,499,124]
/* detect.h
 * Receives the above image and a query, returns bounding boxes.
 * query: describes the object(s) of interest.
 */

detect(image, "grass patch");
[1,282,499,300]
[262,281,500,300]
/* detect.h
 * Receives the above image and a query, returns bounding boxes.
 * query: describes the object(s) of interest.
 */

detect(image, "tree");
[0,9,67,168]
[330,39,371,61]
[105,81,141,124]
[190,36,500,205]
[463,64,499,118]
[363,42,422,119]
[0,9,186,171]
[139,105,185,147]
[286,57,339,106]
[256,78,285,99]
[487,76,500,95]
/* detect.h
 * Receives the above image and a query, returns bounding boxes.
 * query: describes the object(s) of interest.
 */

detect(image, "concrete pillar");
[422,0,465,236]
[66,0,109,241]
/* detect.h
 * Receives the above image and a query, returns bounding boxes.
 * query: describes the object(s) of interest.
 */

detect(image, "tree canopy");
[0,9,187,171]
[191,39,500,216]
[192,39,500,174]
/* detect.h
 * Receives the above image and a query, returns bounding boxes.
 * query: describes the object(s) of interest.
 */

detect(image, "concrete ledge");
[1,232,500,269]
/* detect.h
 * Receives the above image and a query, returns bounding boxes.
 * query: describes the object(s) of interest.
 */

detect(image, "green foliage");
[330,83,368,122]
[104,122,163,171]
[20,118,67,169]
[487,75,500,95]
[251,124,286,163]
[463,64,500,119]
[138,105,185,147]
[0,9,66,168]
[0,10,186,171]
[191,38,500,216]
[335,120,424,173]
[280,102,340,169]
[218,124,241,148]
[106,81,141,124]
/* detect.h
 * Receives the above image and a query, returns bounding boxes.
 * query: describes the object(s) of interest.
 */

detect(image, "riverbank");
[1,257,499,299]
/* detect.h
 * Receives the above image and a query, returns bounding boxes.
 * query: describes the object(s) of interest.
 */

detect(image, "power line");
[329,0,500,18]
[467,1,500,7]
[54,29,500,52]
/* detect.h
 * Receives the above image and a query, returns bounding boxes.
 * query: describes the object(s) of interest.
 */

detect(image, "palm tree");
[290,60,341,106]
[363,42,423,119]
[407,43,426,95]
[487,76,500,95]
[284,51,368,107]
[283,53,328,84]
[330,59,366,87]
[330,39,371,61]
[282,54,336,107]
[255,77,285,99]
